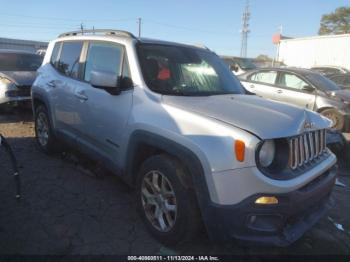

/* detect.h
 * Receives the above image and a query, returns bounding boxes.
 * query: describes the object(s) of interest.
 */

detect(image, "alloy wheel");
[36,112,49,147]
[141,170,177,232]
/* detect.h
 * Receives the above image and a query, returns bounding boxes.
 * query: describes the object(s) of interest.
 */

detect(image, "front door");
[275,72,316,110]
[73,41,133,167]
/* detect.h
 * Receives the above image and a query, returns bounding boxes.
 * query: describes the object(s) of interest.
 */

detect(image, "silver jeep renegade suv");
[32,29,337,246]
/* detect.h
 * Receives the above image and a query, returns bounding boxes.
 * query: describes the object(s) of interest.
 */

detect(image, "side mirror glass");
[302,85,315,92]
[90,70,120,95]
[230,64,239,72]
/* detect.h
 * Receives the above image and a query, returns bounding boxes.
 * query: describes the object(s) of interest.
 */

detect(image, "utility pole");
[240,0,250,58]
[137,17,142,38]
[80,23,84,35]
[273,25,283,67]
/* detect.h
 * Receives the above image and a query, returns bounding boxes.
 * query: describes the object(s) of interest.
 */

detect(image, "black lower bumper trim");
[202,165,337,246]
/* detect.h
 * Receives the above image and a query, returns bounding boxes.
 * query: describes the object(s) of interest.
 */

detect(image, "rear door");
[242,70,279,100]
[275,71,316,109]
[49,41,84,141]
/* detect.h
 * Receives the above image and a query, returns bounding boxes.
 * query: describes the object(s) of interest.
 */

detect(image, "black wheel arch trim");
[32,92,56,134]
[124,130,212,220]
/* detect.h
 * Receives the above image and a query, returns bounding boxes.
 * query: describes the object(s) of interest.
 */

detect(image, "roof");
[0,49,38,55]
[311,65,349,70]
[280,33,350,43]
[55,29,209,51]
[249,67,316,75]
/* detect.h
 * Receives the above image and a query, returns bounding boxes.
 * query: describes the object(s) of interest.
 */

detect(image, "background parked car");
[239,67,350,131]
[311,66,350,76]
[327,73,350,90]
[0,50,42,108]
[222,56,257,75]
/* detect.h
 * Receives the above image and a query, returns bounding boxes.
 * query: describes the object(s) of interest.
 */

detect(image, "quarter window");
[57,41,83,79]
[278,73,308,90]
[84,42,123,82]
[50,42,61,67]
[250,71,277,85]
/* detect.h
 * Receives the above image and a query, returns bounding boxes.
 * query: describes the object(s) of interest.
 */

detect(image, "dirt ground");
[0,108,350,255]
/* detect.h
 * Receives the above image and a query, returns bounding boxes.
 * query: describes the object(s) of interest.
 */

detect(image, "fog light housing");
[255,196,278,205]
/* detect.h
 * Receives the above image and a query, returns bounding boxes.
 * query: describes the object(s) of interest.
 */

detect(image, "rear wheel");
[320,108,344,131]
[136,155,201,245]
[34,105,59,154]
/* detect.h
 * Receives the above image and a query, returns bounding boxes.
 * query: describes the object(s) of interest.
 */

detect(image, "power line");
[0,13,136,23]
[144,19,228,35]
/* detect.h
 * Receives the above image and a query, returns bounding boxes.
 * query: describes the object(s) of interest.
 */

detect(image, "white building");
[0,37,48,53]
[278,34,350,69]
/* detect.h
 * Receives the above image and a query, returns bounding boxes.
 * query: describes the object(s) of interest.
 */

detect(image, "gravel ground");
[0,109,350,255]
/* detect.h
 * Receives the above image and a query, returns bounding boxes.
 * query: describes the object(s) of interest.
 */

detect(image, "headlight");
[258,140,275,167]
[0,77,15,90]
[0,77,12,85]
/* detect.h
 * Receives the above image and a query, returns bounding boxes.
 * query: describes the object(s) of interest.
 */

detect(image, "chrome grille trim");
[303,133,309,163]
[298,136,304,167]
[288,129,327,170]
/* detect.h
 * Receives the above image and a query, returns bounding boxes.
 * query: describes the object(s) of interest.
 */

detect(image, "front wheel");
[136,155,201,246]
[320,109,344,131]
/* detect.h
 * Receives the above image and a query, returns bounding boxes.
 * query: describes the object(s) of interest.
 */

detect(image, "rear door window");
[84,42,123,82]
[331,76,345,85]
[343,77,350,85]
[250,71,277,85]
[57,41,83,79]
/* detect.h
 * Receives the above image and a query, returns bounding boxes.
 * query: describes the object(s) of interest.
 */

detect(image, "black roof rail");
[58,29,136,39]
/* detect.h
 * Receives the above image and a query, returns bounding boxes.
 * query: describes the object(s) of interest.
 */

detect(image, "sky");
[0,0,349,58]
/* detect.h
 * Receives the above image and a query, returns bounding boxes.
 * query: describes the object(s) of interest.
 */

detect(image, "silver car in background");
[239,67,350,131]
[0,50,42,108]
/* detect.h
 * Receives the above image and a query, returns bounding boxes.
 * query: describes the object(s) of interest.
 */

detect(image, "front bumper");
[203,165,337,246]
[0,96,31,106]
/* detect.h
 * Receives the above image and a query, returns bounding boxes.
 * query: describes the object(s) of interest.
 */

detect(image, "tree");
[256,54,272,61]
[319,7,350,35]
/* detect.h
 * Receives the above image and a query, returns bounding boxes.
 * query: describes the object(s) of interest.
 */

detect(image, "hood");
[330,89,350,101]
[162,94,331,140]
[0,71,37,86]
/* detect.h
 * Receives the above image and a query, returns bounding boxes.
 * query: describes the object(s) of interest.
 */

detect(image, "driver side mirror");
[302,85,315,93]
[230,64,239,72]
[90,70,121,95]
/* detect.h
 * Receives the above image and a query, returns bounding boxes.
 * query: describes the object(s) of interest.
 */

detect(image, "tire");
[34,105,60,154]
[136,154,202,246]
[320,108,345,131]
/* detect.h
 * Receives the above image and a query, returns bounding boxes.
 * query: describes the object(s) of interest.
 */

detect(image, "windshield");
[0,53,43,71]
[305,73,341,92]
[137,44,245,96]
[234,58,257,70]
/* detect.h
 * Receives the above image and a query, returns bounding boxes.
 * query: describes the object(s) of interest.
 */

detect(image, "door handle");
[277,89,283,94]
[47,80,56,88]
[75,91,88,101]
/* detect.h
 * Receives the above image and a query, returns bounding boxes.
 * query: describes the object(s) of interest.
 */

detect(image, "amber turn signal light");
[255,196,279,205]
[235,140,245,162]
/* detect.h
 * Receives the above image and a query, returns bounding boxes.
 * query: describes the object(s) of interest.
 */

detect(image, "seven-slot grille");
[288,129,327,170]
